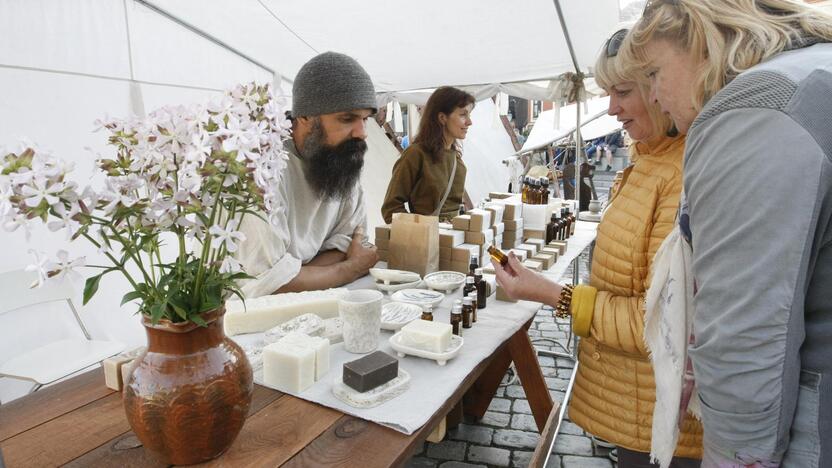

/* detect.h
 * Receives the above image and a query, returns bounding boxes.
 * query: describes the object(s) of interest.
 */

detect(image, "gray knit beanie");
[292,52,377,117]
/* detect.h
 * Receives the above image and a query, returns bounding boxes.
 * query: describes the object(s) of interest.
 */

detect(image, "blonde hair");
[595,29,675,139]
[625,0,832,112]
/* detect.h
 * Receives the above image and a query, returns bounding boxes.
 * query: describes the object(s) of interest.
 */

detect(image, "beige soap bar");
[377,249,389,262]
[548,241,567,255]
[103,355,133,391]
[452,243,479,262]
[464,229,494,246]
[504,218,523,231]
[541,247,560,262]
[523,259,543,272]
[491,223,505,237]
[439,229,466,248]
[527,238,546,251]
[263,340,316,393]
[488,191,515,199]
[467,209,492,232]
[440,246,452,260]
[524,229,545,241]
[501,201,522,220]
[532,252,555,269]
[451,215,470,231]
[483,204,505,227]
[281,332,331,381]
[225,288,349,335]
[375,236,389,250]
[518,243,538,256]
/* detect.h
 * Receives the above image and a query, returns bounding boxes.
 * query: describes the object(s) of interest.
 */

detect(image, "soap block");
[400,319,452,353]
[491,222,505,237]
[452,243,479,263]
[450,261,469,274]
[439,229,465,248]
[451,215,471,231]
[467,209,492,232]
[439,246,452,261]
[508,249,529,261]
[496,285,518,302]
[375,225,391,241]
[439,259,452,271]
[527,238,546,251]
[263,340,316,393]
[524,229,545,241]
[494,234,503,249]
[103,354,134,391]
[343,351,399,393]
[483,204,505,227]
[501,201,522,220]
[503,229,524,243]
[502,238,520,250]
[438,221,453,230]
[281,332,331,380]
[523,259,543,272]
[376,236,389,250]
[504,218,523,231]
[522,203,548,230]
[532,252,555,269]
[320,317,344,344]
[464,229,494,246]
[548,241,567,255]
[541,247,560,262]
[377,249,388,262]
[518,243,539,256]
[225,288,348,335]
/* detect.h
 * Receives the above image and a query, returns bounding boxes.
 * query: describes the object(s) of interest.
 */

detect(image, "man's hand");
[494,252,561,307]
[345,226,378,279]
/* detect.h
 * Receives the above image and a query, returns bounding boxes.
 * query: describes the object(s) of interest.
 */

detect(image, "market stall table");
[0,285,555,467]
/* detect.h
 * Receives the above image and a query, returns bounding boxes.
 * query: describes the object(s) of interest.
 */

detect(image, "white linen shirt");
[236,139,367,297]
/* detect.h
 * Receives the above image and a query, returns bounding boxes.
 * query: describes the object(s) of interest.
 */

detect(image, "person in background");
[381,86,474,223]
[626,0,832,465]
[401,133,410,149]
[495,26,701,467]
[235,52,378,296]
[602,129,624,171]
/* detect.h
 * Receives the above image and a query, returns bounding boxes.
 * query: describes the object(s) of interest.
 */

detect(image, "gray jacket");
[685,42,832,466]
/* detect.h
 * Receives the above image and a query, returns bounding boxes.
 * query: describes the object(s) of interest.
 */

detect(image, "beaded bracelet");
[554,284,574,319]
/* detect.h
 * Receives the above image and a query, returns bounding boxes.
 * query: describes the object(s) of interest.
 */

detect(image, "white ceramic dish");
[264,313,323,343]
[375,278,423,293]
[423,271,466,292]
[331,368,411,408]
[578,211,602,222]
[390,289,445,308]
[369,268,421,284]
[389,332,463,366]
[380,302,423,330]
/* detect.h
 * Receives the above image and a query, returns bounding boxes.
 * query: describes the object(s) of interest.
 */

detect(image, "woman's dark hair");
[413,86,475,162]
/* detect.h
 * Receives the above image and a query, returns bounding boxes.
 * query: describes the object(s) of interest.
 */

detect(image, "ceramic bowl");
[380,302,423,330]
[369,268,421,285]
[390,289,445,308]
[423,271,466,292]
[375,279,423,293]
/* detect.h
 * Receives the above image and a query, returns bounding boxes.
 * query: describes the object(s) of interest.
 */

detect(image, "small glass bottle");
[468,253,480,278]
[542,177,550,204]
[487,245,509,267]
[553,209,564,241]
[474,267,487,309]
[459,203,466,216]
[537,178,547,204]
[521,176,529,203]
[462,297,473,328]
[463,276,477,302]
[421,304,434,321]
[546,212,557,244]
[450,303,463,336]
[530,178,540,204]
[560,208,570,239]
[468,291,478,322]
[568,205,577,235]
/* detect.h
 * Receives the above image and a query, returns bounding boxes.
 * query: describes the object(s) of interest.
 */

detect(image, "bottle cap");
[463,297,472,305]
[452,304,462,313]
[466,276,475,284]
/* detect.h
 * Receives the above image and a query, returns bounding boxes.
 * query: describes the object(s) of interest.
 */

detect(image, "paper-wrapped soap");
[343,351,398,393]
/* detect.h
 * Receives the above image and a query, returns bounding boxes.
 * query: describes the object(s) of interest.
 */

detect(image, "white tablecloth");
[234,221,597,435]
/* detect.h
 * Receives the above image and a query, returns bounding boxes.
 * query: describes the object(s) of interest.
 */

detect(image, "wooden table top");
[0,324,551,468]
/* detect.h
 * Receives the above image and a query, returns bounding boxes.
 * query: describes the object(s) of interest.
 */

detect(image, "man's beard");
[299,123,367,201]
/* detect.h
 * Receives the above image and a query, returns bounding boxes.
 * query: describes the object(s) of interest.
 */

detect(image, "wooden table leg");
[463,345,512,420]
[507,327,554,432]
[446,400,464,429]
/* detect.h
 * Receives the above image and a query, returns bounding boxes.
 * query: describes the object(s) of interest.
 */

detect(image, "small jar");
[462,297,473,329]
[450,304,463,336]
[421,304,434,321]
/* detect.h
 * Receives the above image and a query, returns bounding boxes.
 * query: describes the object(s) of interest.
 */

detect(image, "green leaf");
[150,301,166,324]
[190,314,207,327]
[83,274,103,305]
[120,290,144,306]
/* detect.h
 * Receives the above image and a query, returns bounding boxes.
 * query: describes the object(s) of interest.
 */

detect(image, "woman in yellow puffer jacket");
[494,28,702,467]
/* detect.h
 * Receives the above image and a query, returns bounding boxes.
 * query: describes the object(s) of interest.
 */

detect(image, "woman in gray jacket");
[625,1,832,467]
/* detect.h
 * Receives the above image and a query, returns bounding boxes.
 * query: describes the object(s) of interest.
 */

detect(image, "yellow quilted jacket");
[568,135,703,458]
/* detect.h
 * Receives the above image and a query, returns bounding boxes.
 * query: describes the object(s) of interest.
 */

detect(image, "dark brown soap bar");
[342,351,398,393]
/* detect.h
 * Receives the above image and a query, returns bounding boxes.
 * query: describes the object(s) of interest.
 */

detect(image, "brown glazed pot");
[123,307,253,465]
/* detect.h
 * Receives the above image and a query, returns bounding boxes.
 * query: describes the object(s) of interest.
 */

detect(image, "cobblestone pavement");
[405,173,617,468]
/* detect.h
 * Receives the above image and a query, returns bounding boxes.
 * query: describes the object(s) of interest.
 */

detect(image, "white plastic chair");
[0,269,125,394]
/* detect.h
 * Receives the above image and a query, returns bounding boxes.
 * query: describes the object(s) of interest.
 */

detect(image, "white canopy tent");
[519,96,621,154]
[0,0,619,364]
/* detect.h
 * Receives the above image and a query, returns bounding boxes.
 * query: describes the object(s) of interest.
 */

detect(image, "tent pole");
[552,0,581,73]
[133,0,277,77]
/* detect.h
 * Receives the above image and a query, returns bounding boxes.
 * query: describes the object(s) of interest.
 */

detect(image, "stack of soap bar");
[523,259,543,272]
[532,252,555,269]
[527,238,546,251]
[467,209,492,232]
[400,319,452,353]
[343,351,399,393]
[263,332,331,392]
[541,247,560,262]
[548,241,567,255]
[225,288,348,335]
[452,214,471,231]
[439,229,465,248]
[517,244,537,258]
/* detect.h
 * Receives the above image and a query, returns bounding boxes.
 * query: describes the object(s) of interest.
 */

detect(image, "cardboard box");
[451,215,470,231]
[464,229,494,246]
[501,201,522,220]
[523,259,543,272]
[467,209,492,232]
[452,243,480,263]
[440,246,452,260]
[524,228,545,241]
[439,229,465,248]
[377,249,388,262]
[504,218,523,231]
[491,222,505,237]
[375,236,390,250]
[532,252,555,269]
[375,224,391,241]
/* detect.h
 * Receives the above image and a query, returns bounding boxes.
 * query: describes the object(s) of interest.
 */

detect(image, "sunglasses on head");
[605,28,629,57]
[643,0,680,15]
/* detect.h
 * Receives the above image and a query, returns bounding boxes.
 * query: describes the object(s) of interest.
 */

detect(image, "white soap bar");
[491,222,505,236]
[438,222,453,230]
[263,340,316,393]
[522,203,548,230]
[483,203,505,226]
[281,332,331,381]
[439,229,466,247]
[400,319,452,353]
[225,288,349,335]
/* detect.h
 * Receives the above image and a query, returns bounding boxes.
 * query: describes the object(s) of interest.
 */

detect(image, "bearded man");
[237,52,378,295]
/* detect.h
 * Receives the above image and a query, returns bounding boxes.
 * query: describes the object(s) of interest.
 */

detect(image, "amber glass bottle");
[462,297,473,329]
[468,292,478,323]
[474,267,487,309]
[421,304,434,321]
[487,245,509,267]
[450,304,463,336]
